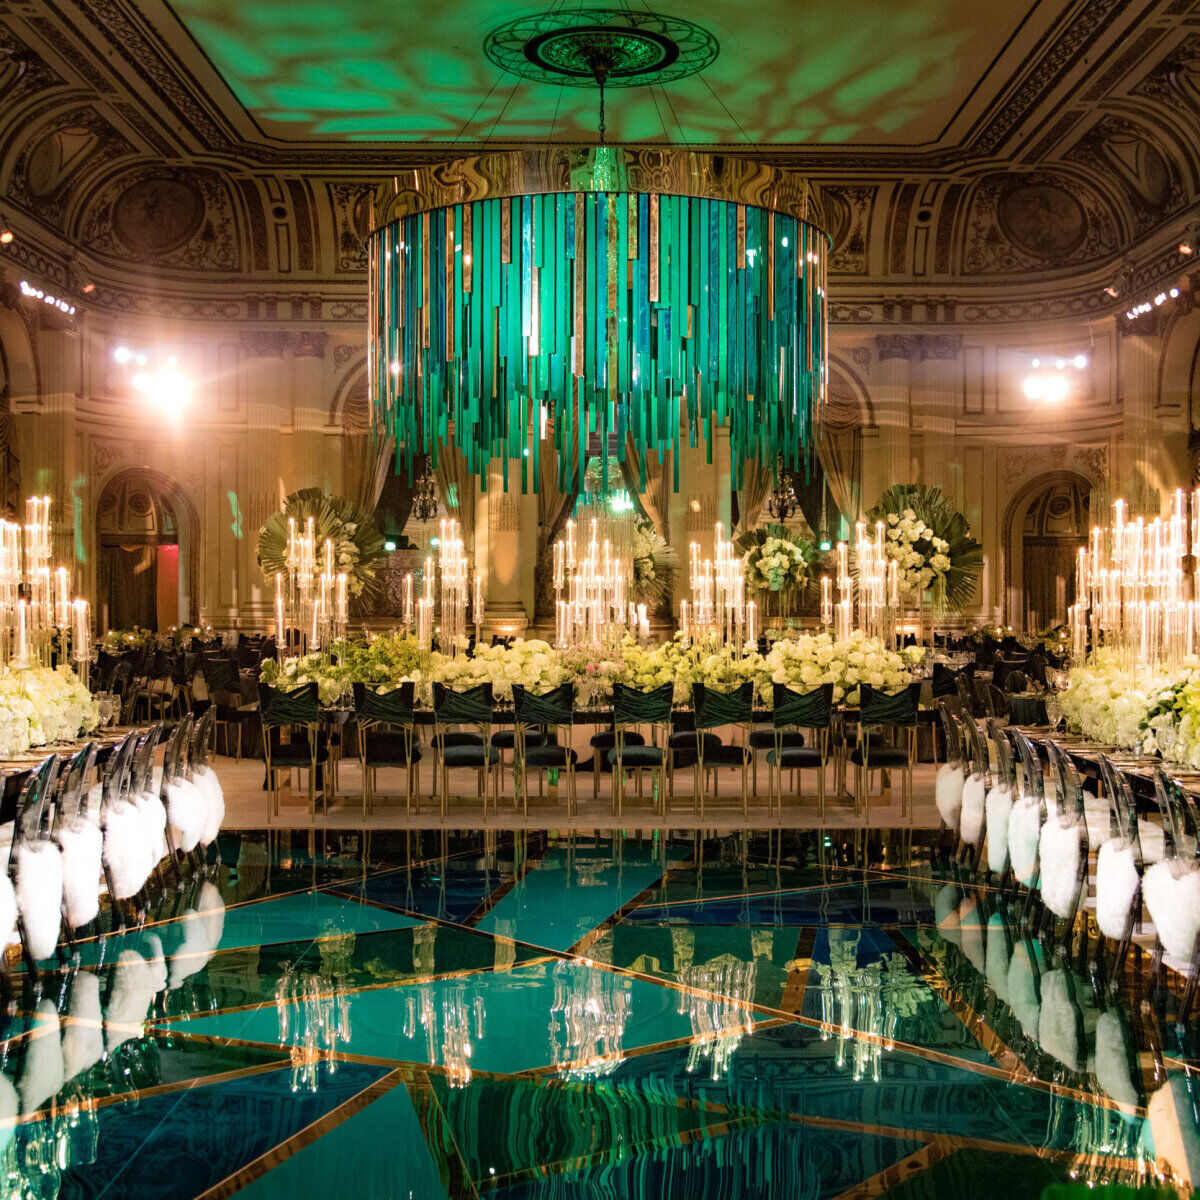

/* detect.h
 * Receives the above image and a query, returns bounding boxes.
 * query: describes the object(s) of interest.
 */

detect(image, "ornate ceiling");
[0,0,1197,327]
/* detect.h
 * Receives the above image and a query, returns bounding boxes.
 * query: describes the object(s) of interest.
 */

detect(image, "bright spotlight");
[1054,358,1066,370]
[0,228,12,246]
[1030,358,1040,368]
[113,347,132,364]
[1023,376,1045,400]
[1073,354,1087,369]
[134,354,148,366]
[1043,375,1069,403]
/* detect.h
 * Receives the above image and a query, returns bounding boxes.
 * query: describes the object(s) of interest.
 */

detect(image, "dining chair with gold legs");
[511,683,578,820]
[258,681,327,821]
[353,681,421,819]
[432,682,498,821]
[607,682,673,819]
[766,682,834,821]
[851,682,921,825]
[692,682,754,820]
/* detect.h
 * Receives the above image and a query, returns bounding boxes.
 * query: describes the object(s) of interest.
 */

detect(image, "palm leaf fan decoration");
[258,489,387,603]
[632,521,680,608]
[865,484,983,612]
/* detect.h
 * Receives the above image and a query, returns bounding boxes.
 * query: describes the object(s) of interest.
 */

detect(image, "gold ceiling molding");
[369,146,834,236]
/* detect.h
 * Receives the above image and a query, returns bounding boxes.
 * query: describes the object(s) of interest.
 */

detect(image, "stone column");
[915,335,962,496]
[478,458,535,637]
[872,335,916,491]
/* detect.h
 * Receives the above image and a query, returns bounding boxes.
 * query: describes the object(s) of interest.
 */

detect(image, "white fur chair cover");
[935,763,964,829]
[166,779,207,853]
[985,784,1013,873]
[1008,799,1042,887]
[1143,859,1200,960]
[1095,838,1140,941]
[58,820,103,929]
[959,774,986,845]
[15,843,63,961]
[1038,815,1082,919]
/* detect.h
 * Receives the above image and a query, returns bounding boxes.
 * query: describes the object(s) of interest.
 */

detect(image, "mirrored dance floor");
[2,829,1197,1198]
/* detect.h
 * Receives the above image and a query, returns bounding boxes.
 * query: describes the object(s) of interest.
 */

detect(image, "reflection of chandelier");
[276,968,352,1093]
[551,963,630,1077]
[404,984,484,1088]
[368,147,831,492]
[676,959,756,1080]
[410,465,438,523]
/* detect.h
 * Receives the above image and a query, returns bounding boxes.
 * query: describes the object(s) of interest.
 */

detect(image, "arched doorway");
[1005,473,1091,633]
[96,470,196,632]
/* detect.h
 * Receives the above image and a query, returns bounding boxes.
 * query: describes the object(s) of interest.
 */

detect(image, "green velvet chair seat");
[432,731,485,750]
[766,746,824,768]
[700,744,751,767]
[521,744,578,769]
[607,744,666,768]
[267,740,328,768]
[441,744,500,768]
[749,729,804,750]
[850,746,909,768]
[492,729,550,750]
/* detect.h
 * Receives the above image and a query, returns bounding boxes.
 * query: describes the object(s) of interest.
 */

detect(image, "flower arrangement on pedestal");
[866,485,983,613]
[737,525,815,628]
[257,488,387,602]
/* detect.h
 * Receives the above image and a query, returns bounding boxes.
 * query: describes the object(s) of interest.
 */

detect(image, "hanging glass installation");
[368,147,830,494]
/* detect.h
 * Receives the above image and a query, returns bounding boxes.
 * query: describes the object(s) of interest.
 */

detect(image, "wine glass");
[1043,692,1061,730]
[1158,724,1179,763]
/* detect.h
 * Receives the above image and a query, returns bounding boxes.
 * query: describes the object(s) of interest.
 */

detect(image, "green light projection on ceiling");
[166,0,1029,144]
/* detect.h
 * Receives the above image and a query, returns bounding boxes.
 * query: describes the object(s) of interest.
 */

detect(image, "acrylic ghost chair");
[99,730,149,929]
[51,742,103,943]
[958,713,990,869]
[934,698,967,834]
[983,717,1017,879]
[8,756,65,979]
[1006,729,1047,910]
[1039,742,1092,955]
[1092,755,1144,983]
[1142,768,1200,1019]
[188,704,225,854]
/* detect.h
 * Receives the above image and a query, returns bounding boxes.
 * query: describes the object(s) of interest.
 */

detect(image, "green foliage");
[257,488,386,601]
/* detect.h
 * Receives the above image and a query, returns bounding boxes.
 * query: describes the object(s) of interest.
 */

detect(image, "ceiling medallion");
[484,9,718,89]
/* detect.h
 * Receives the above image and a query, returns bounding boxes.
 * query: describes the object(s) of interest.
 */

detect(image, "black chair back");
[512,683,574,728]
[353,681,416,726]
[692,682,753,730]
[259,682,320,728]
[432,682,493,726]
[771,682,833,730]
[859,682,920,727]
[612,682,673,727]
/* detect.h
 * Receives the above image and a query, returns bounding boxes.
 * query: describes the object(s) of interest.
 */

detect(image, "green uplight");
[384,539,397,552]
[430,536,440,547]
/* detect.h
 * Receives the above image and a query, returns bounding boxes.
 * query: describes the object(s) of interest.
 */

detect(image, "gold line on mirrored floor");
[193,1067,410,1200]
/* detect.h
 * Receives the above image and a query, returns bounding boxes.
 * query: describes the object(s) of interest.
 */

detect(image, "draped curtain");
[817,375,865,532]
[433,433,477,548]
[620,433,672,538]
[100,545,157,631]
[534,423,582,622]
[734,457,771,536]
[347,432,395,515]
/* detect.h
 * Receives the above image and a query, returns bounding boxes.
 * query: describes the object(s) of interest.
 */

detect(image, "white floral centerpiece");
[0,666,99,758]
[866,485,983,613]
[763,631,921,707]
[744,535,810,594]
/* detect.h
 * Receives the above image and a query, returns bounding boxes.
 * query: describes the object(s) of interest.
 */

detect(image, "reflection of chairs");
[851,682,920,822]
[607,683,672,818]
[766,683,833,819]
[511,684,577,818]
[432,683,498,819]
[691,682,753,818]
[353,682,421,818]
[259,682,326,820]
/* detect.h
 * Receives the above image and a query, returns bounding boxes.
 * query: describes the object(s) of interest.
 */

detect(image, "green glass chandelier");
[368,146,831,492]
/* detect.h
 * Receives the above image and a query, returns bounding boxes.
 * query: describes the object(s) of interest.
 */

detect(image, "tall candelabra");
[553,518,630,648]
[820,525,900,645]
[410,520,482,652]
[1071,491,1200,667]
[679,523,755,651]
[0,496,91,678]
[274,516,348,660]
